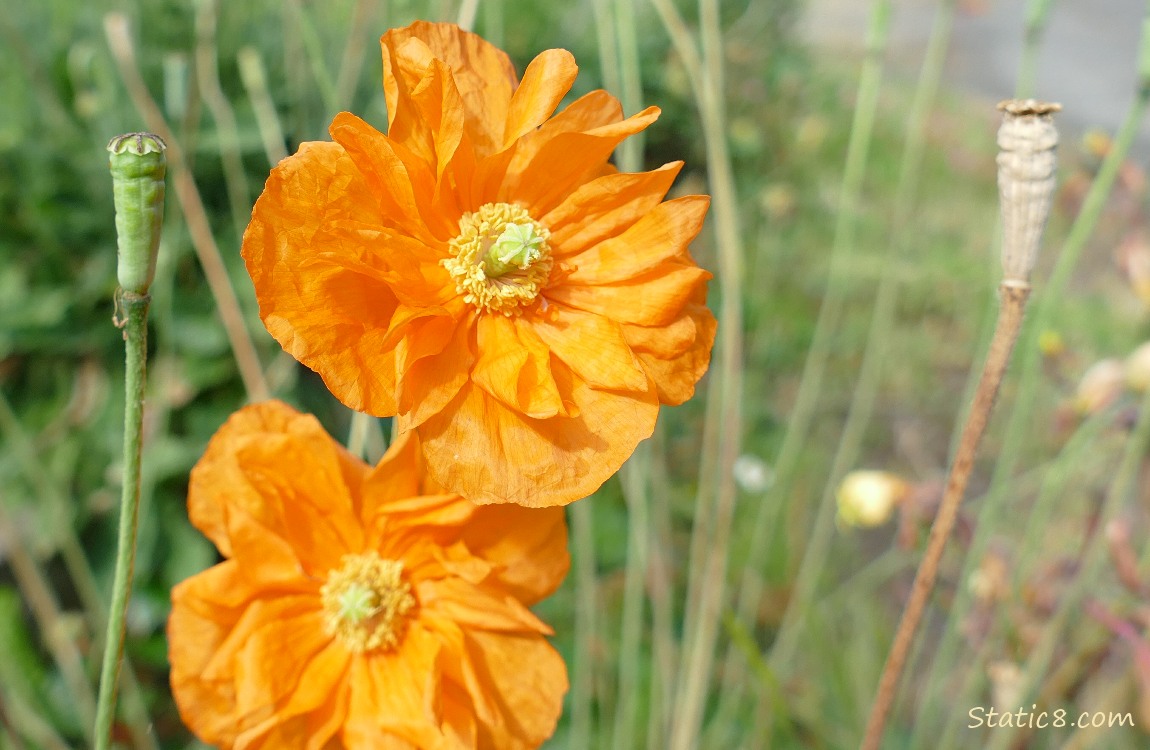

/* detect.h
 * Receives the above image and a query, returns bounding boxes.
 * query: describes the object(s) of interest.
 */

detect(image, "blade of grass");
[1017,0,1058,99]
[333,0,377,111]
[602,1,654,747]
[758,0,893,672]
[238,47,290,167]
[767,0,952,675]
[646,0,746,746]
[284,0,338,114]
[193,0,251,239]
[568,500,601,749]
[0,498,97,746]
[643,427,678,750]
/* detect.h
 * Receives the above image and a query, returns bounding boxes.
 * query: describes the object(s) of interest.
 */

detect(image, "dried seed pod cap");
[108,132,167,295]
[996,99,1060,285]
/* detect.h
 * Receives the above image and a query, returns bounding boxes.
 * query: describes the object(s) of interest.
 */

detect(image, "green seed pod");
[107,133,167,295]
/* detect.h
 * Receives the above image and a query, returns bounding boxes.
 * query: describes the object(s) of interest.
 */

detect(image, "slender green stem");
[643,428,677,750]
[94,292,150,750]
[285,0,337,114]
[238,47,290,167]
[333,0,375,111]
[347,411,386,461]
[613,448,651,750]
[760,0,893,670]
[766,0,947,674]
[605,2,650,746]
[194,0,250,240]
[0,394,157,750]
[1016,0,1056,99]
[663,0,746,743]
[568,500,600,748]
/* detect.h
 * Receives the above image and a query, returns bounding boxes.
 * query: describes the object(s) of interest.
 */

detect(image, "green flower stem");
[94,291,151,750]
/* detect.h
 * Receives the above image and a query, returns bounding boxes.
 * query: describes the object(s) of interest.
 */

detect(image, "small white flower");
[732,454,774,493]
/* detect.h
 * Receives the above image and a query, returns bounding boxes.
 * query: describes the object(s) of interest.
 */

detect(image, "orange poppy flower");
[168,400,569,749]
[242,21,715,506]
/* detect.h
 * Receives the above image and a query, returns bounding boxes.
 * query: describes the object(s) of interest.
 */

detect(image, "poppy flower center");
[321,552,416,653]
[443,202,553,315]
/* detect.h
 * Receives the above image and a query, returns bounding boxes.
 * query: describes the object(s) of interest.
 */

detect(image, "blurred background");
[3,0,1150,748]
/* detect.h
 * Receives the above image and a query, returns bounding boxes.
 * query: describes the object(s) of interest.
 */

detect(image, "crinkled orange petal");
[398,311,476,429]
[379,51,474,223]
[542,162,683,256]
[460,630,567,750]
[502,106,662,216]
[169,564,253,747]
[487,90,623,204]
[233,602,331,720]
[502,49,578,148]
[383,22,516,160]
[459,504,569,605]
[242,142,409,414]
[440,679,479,748]
[328,112,440,244]
[235,637,350,750]
[359,428,422,501]
[368,496,476,562]
[189,404,363,575]
[170,592,321,746]
[189,402,364,577]
[624,295,717,405]
[531,303,648,392]
[471,314,563,419]
[431,541,498,586]
[417,577,552,635]
[418,373,659,506]
[238,678,348,750]
[545,262,711,327]
[342,626,445,747]
[560,195,710,283]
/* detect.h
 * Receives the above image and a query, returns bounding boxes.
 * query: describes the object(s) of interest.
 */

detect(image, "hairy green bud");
[108,133,167,294]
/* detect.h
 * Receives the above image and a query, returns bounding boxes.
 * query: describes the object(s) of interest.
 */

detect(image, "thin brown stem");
[860,283,1030,750]
[104,13,271,402]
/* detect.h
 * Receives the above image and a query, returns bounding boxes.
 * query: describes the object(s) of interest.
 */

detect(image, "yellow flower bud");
[1126,342,1150,393]
[1072,358,1125,415]
[836,470,908,529]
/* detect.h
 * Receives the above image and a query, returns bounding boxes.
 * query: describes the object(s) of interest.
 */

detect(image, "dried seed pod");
[996,99,1060,285]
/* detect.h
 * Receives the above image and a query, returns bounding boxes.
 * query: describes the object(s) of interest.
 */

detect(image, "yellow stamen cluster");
[443,202,552,315]
[321,552,416,653]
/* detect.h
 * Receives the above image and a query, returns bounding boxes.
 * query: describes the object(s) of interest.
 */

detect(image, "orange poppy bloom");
[168,401,569,749]
[242,21,715,506]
